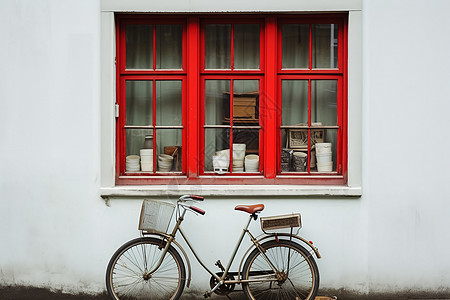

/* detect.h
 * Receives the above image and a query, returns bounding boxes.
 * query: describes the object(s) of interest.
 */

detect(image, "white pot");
[140,162,153,171]
[232,144,246,160]
[317,161,333,172]
[316,153,332,163]
[244,155,259,172]
[140,155,153,162]
[140,149,153,156]
[232,161,244,168]
[315,143,332,154]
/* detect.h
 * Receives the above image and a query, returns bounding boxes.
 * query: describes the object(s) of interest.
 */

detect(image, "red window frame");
[115,14,348,186]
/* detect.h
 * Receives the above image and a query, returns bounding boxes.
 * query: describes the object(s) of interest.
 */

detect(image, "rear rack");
[260,213,301,233]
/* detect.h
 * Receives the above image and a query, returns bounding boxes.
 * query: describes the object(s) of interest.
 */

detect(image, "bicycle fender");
[237,233,321,279]
[142,232,192,288]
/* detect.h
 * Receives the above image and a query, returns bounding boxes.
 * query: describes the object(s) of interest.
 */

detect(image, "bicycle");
[106,195,321,300]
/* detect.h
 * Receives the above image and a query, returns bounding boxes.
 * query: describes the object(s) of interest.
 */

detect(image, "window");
[115,14,347,185]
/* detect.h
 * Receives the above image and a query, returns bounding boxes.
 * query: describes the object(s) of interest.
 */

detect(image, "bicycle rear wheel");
[106,237,185,300]
[242,239,319,300]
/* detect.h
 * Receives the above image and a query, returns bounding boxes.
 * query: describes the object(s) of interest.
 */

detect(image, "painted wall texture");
[1,0,450,298]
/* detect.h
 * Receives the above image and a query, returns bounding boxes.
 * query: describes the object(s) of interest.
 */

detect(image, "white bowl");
[159,154,174,161]
[126,167,140,172]
[126,164,140,168]
[158,159,172,171]
[126,155,140,162]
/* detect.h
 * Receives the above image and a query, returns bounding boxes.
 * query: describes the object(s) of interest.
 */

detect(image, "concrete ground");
[1,286,450,300]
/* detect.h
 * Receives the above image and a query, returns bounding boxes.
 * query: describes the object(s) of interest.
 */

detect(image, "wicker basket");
[260,213,302,232]
[138,199,175,233]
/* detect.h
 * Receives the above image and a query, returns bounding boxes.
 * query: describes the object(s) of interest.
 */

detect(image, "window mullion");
[265,16,277,179]
[309,24,312,70]
[231,24,234,71]
[307,78,311,174]
[187,17,200,178]
[153,25,156,70]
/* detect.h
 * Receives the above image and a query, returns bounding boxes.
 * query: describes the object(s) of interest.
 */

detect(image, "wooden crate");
[234,96,257,119]
[223,92,259,119]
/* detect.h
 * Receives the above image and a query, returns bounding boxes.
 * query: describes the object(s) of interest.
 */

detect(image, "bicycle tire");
[106,237,186,300]
[242,239,319,300]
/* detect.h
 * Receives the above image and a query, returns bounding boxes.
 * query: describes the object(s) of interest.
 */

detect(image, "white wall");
[363,0,450,293]
[0,0,449,298]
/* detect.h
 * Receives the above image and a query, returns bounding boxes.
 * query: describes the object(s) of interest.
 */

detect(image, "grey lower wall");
[2,0,450,298]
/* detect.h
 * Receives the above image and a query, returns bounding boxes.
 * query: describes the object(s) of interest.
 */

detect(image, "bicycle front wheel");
[106,237,185,300]
[242,239,319,300]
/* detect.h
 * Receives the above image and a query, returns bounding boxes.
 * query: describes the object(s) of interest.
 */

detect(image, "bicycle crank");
[209,274,236,295]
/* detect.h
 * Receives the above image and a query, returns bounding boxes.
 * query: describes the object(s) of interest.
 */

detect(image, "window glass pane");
[312,24,338,69]
[281,80,308,126]
[126,129,153,171]
[156,129,182,172]
[281,129,336,173]
[232,80,259,121]
[311,80,337,126]
[234,24,260,69]
[156,24,183,69]
[205,24,231,69]
[126,25,153,69]
[282,24,309,69]
[281,146,309,173]
[311,129,337,173]
[205,80,230,125]
[233,129,259,173]
[126,81,153,126]
[205,128,230,173]
[155,81,182,126]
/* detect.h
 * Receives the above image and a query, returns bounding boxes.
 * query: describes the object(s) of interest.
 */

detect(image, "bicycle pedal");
[203,291,211,298]
[215,260,225,271]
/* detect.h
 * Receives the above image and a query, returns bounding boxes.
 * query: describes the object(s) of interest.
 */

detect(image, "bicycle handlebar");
[189,206,206,215]
[177,195,206,215]
[179,194,204,202]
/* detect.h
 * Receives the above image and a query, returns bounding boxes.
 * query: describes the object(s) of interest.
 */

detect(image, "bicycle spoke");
[106,238,185,300]
[243,240,318,300]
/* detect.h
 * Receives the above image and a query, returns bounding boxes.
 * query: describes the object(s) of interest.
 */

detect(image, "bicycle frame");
[144,203,281,294]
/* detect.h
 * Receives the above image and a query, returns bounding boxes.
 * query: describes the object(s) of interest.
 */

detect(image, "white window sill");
[100,185,362,199]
